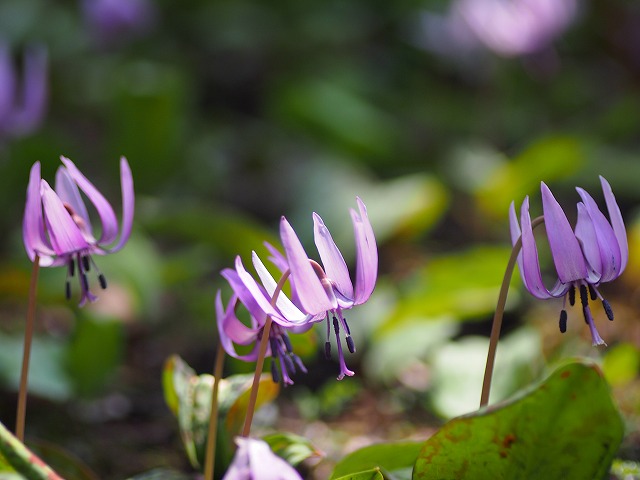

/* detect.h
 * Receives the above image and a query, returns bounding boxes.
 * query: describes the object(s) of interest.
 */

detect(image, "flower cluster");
[216,197,378,383]
[510,176,627,345]
[23,156,134,306]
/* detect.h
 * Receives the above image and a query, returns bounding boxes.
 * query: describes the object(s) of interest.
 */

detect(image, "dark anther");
[68,259,75,277]
[270,360,280,384]
[324,341,331,359]
[82,256,90,272]
[602,300,614,321]
[332,316,340,335]
[65,281,72,300]
[342,317,351,335]
[559,310,567,333]
[588,284,597,301]
[568,286,575,306]
[283,354,295,374]
[282,335,293,353]
[346,335,356,354]
[579,285,589,307]
[81,273,90,292]
[99,274,107,289]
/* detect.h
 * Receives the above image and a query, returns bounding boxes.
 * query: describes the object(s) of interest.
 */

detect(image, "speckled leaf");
[413,359,623,480]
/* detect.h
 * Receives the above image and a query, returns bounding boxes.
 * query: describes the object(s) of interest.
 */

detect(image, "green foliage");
[162,355,279,471]
[262,432,322,467]
[330,441,423,480]
[413,359,623,480]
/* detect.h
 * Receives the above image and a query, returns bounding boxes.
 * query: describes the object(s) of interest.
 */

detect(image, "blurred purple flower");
[419,0,577,57]
[279,197,378,380]
[509,177,627,345]
[82,0,156,46]
[0,44,47,139]
[223,437,302,480]
[23,156,134,306]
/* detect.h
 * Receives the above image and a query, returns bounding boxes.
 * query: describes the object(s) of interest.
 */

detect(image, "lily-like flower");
[23,156,134,306]
[509,176,627,345]
[223,437,302,480]
[82,0,156,46]
[0,43,47,139]
[278,197,378,380]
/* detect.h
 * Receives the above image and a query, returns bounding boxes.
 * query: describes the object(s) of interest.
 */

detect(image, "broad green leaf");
[262,432,322,467]
[334,468,385,480]
[0,421,63,480]
[331,441,423,480]
[413,359,623,480]
[162,355,279,470]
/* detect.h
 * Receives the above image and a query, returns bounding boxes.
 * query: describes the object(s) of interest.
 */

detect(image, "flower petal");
[351,197,377,305]
[107,156,135,252]
[541,182,588,283]
[59,156,119,245]
[313,212,354,300]
[223,438,302,480]
[40,180,89,256]
[518,196,555,299]
[22,162,55,266]
[600,176,628,273]
[576,187,621,282]
[215,291,261,361]
[55,166,94,240]
[574,202,604,282]
[280,217,335,314]
[10,45,47,136]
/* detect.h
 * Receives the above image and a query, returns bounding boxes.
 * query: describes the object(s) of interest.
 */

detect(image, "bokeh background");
[1,0,640,478]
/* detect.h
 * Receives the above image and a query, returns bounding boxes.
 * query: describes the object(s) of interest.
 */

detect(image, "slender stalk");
[241,270,291,438]
[480,216,544,408]
[16,255,40,442]
[203,342,226,480]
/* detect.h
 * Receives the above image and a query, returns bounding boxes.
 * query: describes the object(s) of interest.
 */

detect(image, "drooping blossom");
[222,437,302,480]
[418,0,577,58]
[275,197,378,380]
[0,43,47,139]
[82,0,156,46]
[23,156,134,306]
[509,177,627,345]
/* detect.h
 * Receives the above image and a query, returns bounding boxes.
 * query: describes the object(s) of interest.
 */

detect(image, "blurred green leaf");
[602,343,640,387]
[125,469,191,480]
[334,469,385,480]
[262,432,322,467]
[413,359,623,479]
[330,441,423,480]
[611,460,640,480]
[0,421,62,480]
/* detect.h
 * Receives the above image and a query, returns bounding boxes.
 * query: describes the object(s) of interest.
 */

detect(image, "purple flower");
[223,437,302,480]
[279,197,378,380]
[0,43,47,139]
[509,177,627,345]
[23,156,134,306]
[82,0,156,46]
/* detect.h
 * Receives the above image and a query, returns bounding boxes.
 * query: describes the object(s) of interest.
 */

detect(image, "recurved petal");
[55,166,93,239]
[41,180,89,256]
[519,196,554,299]
[215,291,261,361]
[574,202,603,281]
[576,186,621,282]
[280,217,335,314]
[22,162,55,265]
[107,157,135,252]
[541,182,587,283]
[60,156,119,245]
[508,201,526,284]
[600,176,628,273]
[352,197,377,305]
[313,212,353,300]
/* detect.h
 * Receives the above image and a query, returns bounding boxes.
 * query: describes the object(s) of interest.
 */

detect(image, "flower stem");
[241,269,291,438]
[203,341,225,480]
[480,216,544,408]
[16,255,40,442]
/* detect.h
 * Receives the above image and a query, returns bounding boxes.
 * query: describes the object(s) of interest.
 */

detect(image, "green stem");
[480,216,544,408]
[241,269,291,438]
[203,342,225,480]
[16,255,40,442]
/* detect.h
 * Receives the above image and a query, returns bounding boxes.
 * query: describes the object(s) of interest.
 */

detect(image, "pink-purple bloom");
[23,156,134,306]
[82,0,156,46]
[222,437,302,480]
[279,197,377,380]
[509,177,627,345]
[0,43,47,139]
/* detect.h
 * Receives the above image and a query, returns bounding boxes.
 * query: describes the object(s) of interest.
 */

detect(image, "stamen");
[99,274,107,290]
[325,341,331,360]
[283,353,295,374]
[346,336,356,354]
[579,285,589,307]
[602,299,614,321]
[292,354,308,374]
[588,285,597,301]
[282,334,294,354]
[559,310,567,333]
[568,285,575,306]
[65,281,72,300]
[82,256,90,272]
[68,259,75,277]
[270,359,280,384]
